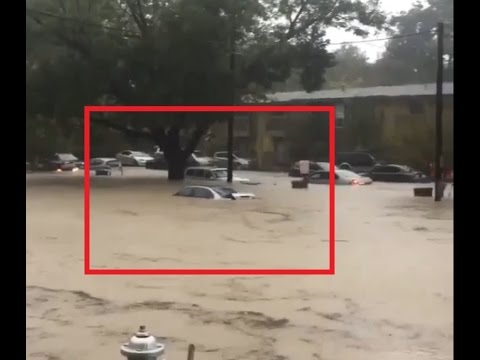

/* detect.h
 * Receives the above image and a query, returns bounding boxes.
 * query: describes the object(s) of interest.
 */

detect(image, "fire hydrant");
[120,325,166,360]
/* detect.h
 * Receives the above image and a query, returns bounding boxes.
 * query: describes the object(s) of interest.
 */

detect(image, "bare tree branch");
[27,13,44,25]
[91,115,156,140]
[286,0,307,38]
[184,123,210,156]
[285,0,341,40]
[136,0,148,28]
[126,0,148,37]
[55,31,92,57]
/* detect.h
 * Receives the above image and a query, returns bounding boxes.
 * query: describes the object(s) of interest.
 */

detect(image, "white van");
[184,167,249,185]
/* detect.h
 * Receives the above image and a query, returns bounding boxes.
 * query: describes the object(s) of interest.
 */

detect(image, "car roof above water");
[185,166,227,171]
[92,157,118,161]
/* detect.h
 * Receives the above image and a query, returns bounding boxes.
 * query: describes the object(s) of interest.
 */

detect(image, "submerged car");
[174,186,255,200]
[309,169,373,185]
[360,164,431,183]
[89,158,122,175]
[184,167,250,184]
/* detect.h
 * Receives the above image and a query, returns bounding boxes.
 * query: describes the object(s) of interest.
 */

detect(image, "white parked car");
[90,158,122,175]
[309,169,373,185]
[184,167,250,185]
[213,151,251,169]
[116,150,153,166]
[191,150,215,166]
[174,186,255,200]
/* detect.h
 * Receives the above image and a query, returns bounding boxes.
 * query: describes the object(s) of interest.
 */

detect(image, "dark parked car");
[145,153,199,170]
[32,153,83,172]
[288,161,336,177]
[335,152,380,173]
[146,154,168,170]
[361,164,431,183]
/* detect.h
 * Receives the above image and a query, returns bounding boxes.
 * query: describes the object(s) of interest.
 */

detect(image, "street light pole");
[227,11,236,183]
[434,22,444,202]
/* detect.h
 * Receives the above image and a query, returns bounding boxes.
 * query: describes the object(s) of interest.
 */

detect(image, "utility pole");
[434,22,444,202]
[227,11,236,183]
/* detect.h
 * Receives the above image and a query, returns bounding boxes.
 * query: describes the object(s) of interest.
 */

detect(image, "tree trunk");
[165,143,187,180]
[164,127,186,180]
[167,153,186,180]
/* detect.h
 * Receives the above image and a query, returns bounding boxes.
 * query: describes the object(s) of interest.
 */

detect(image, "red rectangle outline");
[84,105,335,275]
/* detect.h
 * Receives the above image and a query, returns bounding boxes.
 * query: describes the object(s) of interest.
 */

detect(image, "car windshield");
[131,151,149,157]
[336,169,362,179]
[57,153,78,161]
[212,187,237,198]
[212,169,228,178]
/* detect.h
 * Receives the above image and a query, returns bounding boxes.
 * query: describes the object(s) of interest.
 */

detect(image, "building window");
[408,99,424,114]
[335,103,345,128]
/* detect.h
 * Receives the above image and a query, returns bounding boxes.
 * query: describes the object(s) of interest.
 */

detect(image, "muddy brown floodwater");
[26,168,453,360]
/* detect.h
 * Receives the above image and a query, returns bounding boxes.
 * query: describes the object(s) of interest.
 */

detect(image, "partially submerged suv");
[288,161,337,177]
[336,152,379,173]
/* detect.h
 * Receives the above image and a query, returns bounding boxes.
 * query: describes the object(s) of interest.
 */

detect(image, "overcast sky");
[326,0,422,61]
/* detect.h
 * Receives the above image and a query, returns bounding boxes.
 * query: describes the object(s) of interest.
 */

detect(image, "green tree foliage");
[324,45,372,88]
[372,0,453,85]
[26,0,385,178]
[273,45,373,91]
[310,0,453,89]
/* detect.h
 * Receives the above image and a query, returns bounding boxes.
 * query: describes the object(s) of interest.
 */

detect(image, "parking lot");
[26,168,453,360]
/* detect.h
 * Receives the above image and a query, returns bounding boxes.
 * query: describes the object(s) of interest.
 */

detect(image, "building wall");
[256,103,344,168]
[373,95,453,167]
[205,94,453,170]
[374,96,453,139]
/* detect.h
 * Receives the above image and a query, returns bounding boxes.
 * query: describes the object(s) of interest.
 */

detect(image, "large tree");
[26,0,386,179]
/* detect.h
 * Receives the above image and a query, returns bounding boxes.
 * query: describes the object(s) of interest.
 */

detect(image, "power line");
[27,7,440,46]
[327,30,435,46]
